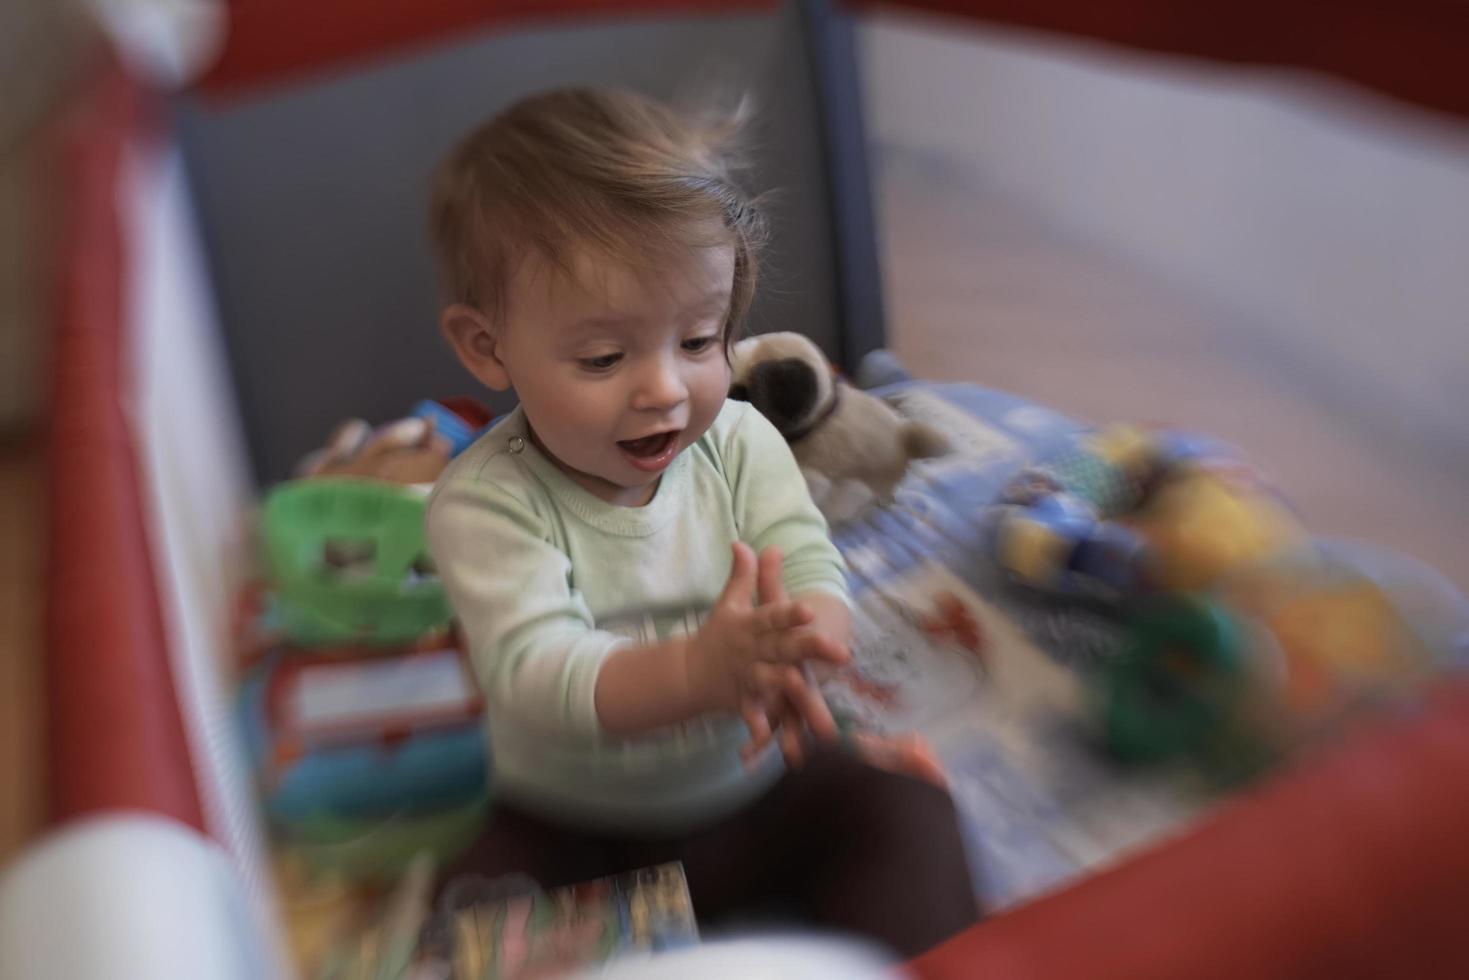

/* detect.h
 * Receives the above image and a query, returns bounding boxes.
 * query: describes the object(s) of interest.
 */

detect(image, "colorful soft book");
[317,859,699,980]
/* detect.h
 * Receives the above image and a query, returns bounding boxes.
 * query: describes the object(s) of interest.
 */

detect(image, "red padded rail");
[914,681,1469,980]
[43,53,206,834]
[857,0,1469,122]
[199,0,779,99]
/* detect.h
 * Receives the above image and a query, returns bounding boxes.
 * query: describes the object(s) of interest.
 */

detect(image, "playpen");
[8,1,1469,976]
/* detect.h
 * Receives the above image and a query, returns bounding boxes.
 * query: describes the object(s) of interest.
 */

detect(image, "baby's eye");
[682,335,719,354]
[579,353,623,372]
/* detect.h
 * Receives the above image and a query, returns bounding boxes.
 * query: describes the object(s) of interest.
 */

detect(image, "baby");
[425,87,978,957]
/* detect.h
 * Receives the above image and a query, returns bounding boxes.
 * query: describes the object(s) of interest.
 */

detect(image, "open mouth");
[617,430,681,472]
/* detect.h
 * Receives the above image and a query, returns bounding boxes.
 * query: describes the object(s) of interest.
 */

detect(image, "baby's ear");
[441,304,511,391]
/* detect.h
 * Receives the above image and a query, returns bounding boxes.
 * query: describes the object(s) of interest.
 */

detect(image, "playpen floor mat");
[827,378,1469,909]
[263,376,1469,972]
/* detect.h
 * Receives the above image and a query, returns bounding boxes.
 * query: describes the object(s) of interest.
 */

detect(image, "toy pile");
[234,398,497,969]
[985,424,1466,781]
[723,336,1463,783]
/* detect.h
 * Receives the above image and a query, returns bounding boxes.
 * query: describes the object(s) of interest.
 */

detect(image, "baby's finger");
[750,689,808,769]
[743,695,791,763]
[740,696,772,743]
[757,546,788,606]
[750,600,813,636]
[746,661,792,696]
[850,732,950,789]
[740,738,769,765]
[780,665,839,742]
[739,697,774,764]
[778,719,806,769]
[717,542,757,611]
[768,629,851,668]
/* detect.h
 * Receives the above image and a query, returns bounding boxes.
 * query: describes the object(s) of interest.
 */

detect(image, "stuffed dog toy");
[730,332,948,518]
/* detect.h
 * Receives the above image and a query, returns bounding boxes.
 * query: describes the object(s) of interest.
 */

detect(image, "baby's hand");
[738,679,832,770]
[736,546,846,768]
[690,544,848,733]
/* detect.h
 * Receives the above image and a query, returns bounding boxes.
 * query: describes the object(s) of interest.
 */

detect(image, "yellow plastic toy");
[1217,554,1430,729]
[990,425,1303,599]
[1124,469,1306,592]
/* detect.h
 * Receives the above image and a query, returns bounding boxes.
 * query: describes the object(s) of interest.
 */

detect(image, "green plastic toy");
[1099,596,1256,768]
[261,478,452,645]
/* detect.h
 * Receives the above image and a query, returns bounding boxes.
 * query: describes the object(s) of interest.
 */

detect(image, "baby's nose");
[634,359,688,410]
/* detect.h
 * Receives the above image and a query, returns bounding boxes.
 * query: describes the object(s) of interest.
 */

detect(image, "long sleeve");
[723,405,850,602]
[419,404,825,832]
[425,474,626,739]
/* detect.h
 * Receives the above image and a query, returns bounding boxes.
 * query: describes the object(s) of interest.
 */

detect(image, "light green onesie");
[426,398,848,834]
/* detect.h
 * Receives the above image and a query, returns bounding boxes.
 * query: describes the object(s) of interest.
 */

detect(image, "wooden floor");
[0,436,45,869]
[874,148,1469,593]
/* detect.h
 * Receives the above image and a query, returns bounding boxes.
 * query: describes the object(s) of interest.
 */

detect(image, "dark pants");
[439,746,982,958]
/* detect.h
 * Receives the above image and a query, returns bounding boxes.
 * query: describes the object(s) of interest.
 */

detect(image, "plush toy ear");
[729,335,759,368]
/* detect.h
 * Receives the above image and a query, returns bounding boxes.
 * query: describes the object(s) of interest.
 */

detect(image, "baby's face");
[497,242,735,506]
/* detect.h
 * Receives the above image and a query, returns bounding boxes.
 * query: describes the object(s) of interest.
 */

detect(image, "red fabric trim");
[914,680,1469,979]
[438,396,494,429]
[198,0,779,101]
[42,53,206,834]
[857,0,1469,121]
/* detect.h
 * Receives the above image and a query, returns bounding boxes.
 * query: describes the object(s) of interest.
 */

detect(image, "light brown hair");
[428,87,767,350]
